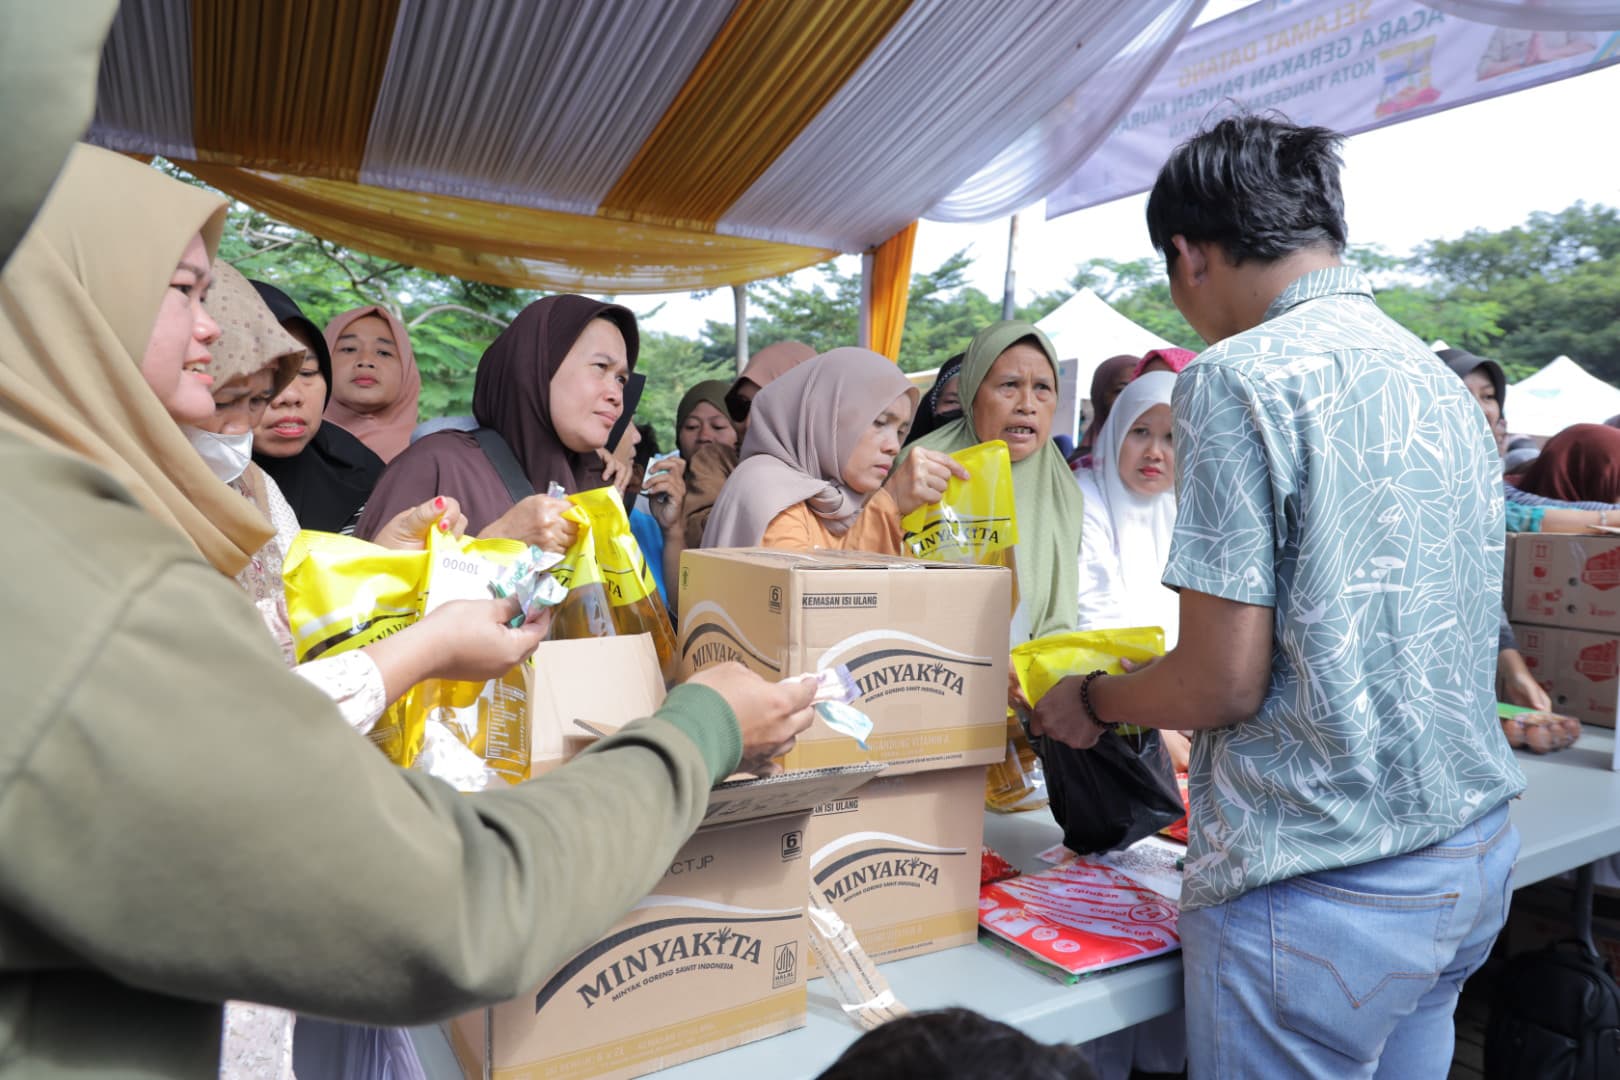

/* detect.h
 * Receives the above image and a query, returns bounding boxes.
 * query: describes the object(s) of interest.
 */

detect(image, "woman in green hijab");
[902,320,1083,640]
[675,379,738,460]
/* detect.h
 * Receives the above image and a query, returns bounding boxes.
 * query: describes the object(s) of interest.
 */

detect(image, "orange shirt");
[760,488,904,555]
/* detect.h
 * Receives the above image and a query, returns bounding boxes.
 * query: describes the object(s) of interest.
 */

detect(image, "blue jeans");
[1180,801,1518,1079]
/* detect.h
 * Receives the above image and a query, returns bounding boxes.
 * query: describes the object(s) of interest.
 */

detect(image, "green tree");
[1409,203,1620,381]
[697,249,1073,382]
[163,160,537,420]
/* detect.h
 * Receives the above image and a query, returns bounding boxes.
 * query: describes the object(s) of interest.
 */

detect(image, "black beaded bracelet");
[1079,669,1117,730]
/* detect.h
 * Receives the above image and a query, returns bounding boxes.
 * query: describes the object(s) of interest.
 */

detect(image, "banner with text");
[1047,0,1620,217]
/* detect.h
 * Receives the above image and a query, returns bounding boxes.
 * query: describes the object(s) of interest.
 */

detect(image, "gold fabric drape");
[868,221,918,361]
[185,163,836,294]
[599,0,912,232]
[192,0,403,180]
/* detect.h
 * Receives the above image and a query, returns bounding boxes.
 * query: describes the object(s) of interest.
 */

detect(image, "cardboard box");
[449,767,877,1080]
[529,635,666,772]
[456,633,882,1080]
[678,549,1012,775]
[1509,534,1620,634]
[805,764,987,972]
[1504,531,1519,611]
[1511,623,1620,728]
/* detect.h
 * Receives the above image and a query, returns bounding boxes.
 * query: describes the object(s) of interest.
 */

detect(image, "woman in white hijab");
[1076,370,1179,645]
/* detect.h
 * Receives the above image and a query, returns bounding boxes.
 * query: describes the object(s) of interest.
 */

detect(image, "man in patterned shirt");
[1035,115,1525,1078]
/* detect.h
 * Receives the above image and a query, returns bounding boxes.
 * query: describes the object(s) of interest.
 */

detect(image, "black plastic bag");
[1023,716,1185,854]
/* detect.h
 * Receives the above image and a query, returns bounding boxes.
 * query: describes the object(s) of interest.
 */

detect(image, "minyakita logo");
[532,900,799,1013]
[817,630,992,702]
[811,831,967,906]
[681,601,783,673]
[903,513,1013,559]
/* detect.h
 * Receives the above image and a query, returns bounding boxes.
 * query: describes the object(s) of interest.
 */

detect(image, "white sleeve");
[1076,486,1128,631]
[293,652,388,735]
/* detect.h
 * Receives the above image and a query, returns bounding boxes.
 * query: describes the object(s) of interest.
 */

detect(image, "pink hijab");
[322,305,422,462]
[1131,347,1197,380]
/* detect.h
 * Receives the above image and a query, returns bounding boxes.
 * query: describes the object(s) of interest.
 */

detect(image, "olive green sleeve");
[0,554,741,1025]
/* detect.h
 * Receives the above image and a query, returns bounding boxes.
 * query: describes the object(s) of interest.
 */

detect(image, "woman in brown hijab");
[683,339,815,547]
[1075,353,1140,465]
[1517,423,1620,506]
[675,379,738,459]
[355,294,639,549]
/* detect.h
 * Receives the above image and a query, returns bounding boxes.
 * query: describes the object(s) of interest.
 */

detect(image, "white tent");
[1037,288,1174,393]
[1035,288,1175,441]
[1508,356,1620,437]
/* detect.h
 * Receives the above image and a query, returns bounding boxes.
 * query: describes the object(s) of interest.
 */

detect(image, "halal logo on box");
[780,829,803,861]
[773,942,798,989]
[1583,548,1620,591]
[1576,639,1619,682]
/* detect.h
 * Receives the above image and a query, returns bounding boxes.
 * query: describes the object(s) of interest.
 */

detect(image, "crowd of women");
[212,248,1212,664]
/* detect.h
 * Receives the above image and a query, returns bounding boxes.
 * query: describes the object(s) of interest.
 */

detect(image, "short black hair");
[1146,113,1347,270]
[814,1008,1097,1080]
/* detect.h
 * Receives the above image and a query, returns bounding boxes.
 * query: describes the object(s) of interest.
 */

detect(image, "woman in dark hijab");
[903,353,965,446]
[1439,347,1508,456]
[250,282,385,534]
[354,295,639,550]
[1076,354,1139,464]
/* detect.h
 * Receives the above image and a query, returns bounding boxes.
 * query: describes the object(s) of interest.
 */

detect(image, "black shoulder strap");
[472,427,536,504]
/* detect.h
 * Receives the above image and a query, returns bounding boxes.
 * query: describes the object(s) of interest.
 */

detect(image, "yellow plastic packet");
[282,528,536,788]
[407,526,534,786]
[984,713,1048,814]
[900,440,1018,562]
[987,627,1167,812]
[900,440,1020,618]
[553,487,680,684]
[1011,627,1166,735]
[283,531,427,663]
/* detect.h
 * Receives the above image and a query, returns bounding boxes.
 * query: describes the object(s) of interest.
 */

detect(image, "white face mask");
[183,426,256,484]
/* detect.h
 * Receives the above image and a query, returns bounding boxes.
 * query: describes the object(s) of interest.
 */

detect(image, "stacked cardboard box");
[1507,533,1620,728]
[455,539,1016,1079]
[804,764,987,973]
[679,549,1010,970]
[452,635,878,1080]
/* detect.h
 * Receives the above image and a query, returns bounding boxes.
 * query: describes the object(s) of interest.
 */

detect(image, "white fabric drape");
[719,0,1196,247]
[89,0,195,160]
[926,0,1206,222]
[359,0,736,215]
[1426,1,1620,30]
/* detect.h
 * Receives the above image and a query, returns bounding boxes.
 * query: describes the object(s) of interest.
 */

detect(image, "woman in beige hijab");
[701,347,962,552]
[0,145,273,575]
[0,144,546,1080]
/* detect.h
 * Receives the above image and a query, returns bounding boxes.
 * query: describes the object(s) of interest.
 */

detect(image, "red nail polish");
[438,519,450,532]
[434,496,446,511]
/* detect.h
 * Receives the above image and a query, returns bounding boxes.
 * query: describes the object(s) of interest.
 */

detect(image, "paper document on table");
[979,858,1179,977]
[1096,835,1184,903]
